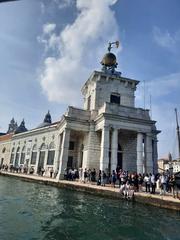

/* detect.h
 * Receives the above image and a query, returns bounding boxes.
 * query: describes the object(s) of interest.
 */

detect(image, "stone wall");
[119,131,137,172]
[83,126,101,171]
[10,126,59,176]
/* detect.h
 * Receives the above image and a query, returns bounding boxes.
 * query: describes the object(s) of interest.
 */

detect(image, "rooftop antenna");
[143,80,146,109]
[175,108,180,160]
[149,94,152,118]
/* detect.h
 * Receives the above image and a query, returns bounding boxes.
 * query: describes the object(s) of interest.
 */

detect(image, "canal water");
[0,176,180,240]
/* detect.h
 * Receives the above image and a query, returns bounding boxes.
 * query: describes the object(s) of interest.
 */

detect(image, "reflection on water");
[0,176,180,240]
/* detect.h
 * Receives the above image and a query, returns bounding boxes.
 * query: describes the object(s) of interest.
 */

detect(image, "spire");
[15,119,28,134]
[7,117,18,133]
[168,152,172,162]
[43,110,52,124]
[37,111,52,128]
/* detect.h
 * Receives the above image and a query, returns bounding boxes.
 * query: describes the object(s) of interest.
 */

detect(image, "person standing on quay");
[112,170,116,188]
[150,173,156,194]
[144,174,150,192]
[101,171,107,186]
[97,170,101,185]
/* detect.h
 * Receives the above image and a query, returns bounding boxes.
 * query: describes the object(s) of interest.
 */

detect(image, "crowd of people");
[0,164,56,178]
[64,167,180,199]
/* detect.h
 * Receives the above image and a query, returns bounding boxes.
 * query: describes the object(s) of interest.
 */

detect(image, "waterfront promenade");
[0,171,180,211]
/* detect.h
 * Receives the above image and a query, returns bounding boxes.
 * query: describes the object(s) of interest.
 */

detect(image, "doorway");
[117,144,123,169]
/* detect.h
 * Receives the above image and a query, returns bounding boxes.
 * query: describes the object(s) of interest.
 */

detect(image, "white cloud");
[39,0,120,105]
[56,0,73,9]
[43,23,56,35]
[153,26,180,52]
[37,23,60,52]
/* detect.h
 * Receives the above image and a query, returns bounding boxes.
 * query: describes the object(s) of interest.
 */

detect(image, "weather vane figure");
[107,41,119,52]
[101,41,121,76]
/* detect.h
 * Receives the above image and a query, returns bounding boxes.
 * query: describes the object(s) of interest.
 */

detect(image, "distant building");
[0,133,14,166]
[0,46,160,177]
[158,153,180,173]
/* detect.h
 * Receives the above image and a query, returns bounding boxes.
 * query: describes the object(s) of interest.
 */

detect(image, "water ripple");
[0,176,180,240]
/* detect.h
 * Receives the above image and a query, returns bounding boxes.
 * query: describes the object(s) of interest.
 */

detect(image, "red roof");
[0,133,13,142]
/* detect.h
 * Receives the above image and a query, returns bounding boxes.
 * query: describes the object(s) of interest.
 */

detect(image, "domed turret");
[7,117,18,133]
[37,111,52,128]
[44,110,52,124]
[15,119,28,134]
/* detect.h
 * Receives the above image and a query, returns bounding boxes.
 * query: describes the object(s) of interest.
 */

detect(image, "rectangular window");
[69,141,75,150]
[31,152,37,165]
[110,93,120,104]
[47,151,55,165]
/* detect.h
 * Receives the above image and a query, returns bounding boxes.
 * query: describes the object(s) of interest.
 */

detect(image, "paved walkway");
[0,171,180,211]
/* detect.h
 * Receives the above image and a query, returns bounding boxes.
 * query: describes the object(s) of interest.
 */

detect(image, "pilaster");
[137,132,143,174]
[57,128,70,179]
[100,126,109,171]
[111,128,118,172]
[145,133,153,173]
[34,150,40,174]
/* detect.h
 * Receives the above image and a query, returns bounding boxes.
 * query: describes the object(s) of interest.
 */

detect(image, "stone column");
[54,133,63,176]
[34,150,40,174]
[43,149,49,176]
[85,124,94,170]
[111,128,118,172]
[152,137,158,173]
[100,126,109,172]
[137,132,143,174]
[57,128,70,179]
[145,133,153,173]
[54,133,62,174]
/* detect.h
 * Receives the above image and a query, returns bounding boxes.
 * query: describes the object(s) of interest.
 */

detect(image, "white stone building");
[1,48,160,178]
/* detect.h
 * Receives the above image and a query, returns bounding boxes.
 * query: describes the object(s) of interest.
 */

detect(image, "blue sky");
[0,0,180,158]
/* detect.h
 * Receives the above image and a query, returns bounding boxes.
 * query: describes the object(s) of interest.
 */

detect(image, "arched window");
[31,144,37,165]
[49,142,55,149]
[47,142,55,165]
[2,147,6,153]
[20,146,26,164]
[14,147,20,166]
[32,144,37,151]
[10,147,15,164]
[40,143,46,150]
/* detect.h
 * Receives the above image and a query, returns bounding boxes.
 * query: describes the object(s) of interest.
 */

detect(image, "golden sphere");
[101,52,117,66]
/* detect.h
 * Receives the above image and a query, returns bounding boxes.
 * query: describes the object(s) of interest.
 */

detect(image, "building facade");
[0,48,160,178]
